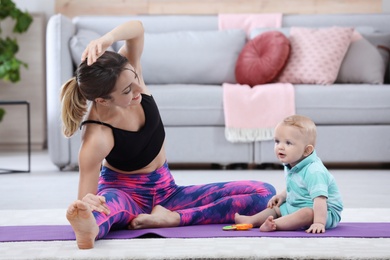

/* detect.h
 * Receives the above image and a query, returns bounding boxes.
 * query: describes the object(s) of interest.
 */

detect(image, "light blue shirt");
[280,150,343,228]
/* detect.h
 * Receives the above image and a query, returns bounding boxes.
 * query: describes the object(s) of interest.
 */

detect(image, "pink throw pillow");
[276,27,354,85]
[235,31,290,86]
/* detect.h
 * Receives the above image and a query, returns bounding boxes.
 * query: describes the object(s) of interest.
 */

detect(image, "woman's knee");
[98,188,132,205]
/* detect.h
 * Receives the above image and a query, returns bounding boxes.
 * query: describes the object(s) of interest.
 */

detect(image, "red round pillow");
[235,31,290,87]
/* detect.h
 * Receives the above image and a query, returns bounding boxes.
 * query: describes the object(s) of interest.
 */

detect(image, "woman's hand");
[81,193,111,215]
[81,34,115,65]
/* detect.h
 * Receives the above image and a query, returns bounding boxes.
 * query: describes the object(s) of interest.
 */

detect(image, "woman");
[61,20,276,249]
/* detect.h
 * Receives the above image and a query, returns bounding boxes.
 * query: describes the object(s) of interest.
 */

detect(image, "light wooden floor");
[1,150,389,210]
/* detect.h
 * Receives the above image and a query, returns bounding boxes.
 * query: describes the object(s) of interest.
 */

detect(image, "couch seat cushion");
[149,84,390,127]
[295,85,390,125]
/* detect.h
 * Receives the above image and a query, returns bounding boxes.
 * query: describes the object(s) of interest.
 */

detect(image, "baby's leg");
[261,207,314,232]
[235,207,278,227]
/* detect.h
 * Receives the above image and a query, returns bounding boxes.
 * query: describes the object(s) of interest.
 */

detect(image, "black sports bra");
[80,94,165,171]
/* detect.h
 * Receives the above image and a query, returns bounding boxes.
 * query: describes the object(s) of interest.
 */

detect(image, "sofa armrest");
[46,14,76,168]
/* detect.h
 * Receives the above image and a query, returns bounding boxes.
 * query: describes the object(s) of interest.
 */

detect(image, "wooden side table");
[0,100,31,173]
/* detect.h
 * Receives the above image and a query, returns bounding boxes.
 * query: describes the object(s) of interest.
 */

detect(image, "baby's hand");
[306,223,325,233]
[267,194,283,208]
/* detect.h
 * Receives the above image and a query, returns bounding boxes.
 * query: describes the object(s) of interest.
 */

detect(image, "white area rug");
[0,208,390,260]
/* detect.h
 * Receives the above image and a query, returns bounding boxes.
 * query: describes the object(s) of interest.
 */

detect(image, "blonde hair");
[60,77,88,137]
[281,114,317,147]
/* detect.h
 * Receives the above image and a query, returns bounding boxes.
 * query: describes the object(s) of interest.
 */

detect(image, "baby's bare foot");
[260,216,277,232]
[130,205,180,229]
[66,200,99,249]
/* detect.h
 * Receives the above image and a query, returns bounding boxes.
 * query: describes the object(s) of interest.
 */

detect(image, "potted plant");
[0,0,33,122]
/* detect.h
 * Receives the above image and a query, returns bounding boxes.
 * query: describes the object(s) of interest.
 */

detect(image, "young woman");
[61,20,276,249]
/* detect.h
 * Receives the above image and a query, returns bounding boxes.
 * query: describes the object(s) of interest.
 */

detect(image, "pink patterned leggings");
[93,162,276,239]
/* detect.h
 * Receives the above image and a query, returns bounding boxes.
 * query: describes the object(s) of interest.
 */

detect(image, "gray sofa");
[46,13,390,170]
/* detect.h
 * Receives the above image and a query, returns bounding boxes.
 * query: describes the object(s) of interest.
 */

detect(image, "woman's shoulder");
[80,123,114,154]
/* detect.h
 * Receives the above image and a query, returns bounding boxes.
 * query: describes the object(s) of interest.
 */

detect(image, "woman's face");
[273,124,308,167]
[110,65,143,108]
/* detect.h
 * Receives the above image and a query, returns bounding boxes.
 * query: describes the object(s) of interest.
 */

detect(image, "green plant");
[0,0,33,123]
[0,107,4,122]
[0,0,33,83]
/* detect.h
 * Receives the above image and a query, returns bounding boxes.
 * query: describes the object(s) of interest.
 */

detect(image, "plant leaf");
[0,108,5,122]
[12,10,33,33]
[0,0,33,83]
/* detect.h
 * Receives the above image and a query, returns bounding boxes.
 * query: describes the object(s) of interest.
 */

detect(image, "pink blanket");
[218,13,282,37]
[223,83,295,142]
[219,13,292,142]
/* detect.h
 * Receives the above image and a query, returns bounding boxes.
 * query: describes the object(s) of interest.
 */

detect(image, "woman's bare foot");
[129,205,180,229]
[66,200,99,249]
[260,216,277,232]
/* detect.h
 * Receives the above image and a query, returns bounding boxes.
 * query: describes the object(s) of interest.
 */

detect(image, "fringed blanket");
[218,13,292,142]
[223,83,295,143]
[218,13,283,37]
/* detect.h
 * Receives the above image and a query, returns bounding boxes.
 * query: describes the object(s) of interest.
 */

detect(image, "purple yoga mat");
[1,223,389,242]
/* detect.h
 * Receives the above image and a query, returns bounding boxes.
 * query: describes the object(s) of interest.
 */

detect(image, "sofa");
[46,13,390,170]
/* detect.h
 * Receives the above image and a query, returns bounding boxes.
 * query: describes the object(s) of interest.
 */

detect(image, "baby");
[235,115,343,233]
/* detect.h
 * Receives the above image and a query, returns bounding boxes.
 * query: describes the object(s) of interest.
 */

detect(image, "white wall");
[13,0,55,21]
[12,0,390,19]
[383,0,390,13]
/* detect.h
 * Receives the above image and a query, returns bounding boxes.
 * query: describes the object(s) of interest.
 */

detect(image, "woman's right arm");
[81,20,144,67]
[77,127,113,214]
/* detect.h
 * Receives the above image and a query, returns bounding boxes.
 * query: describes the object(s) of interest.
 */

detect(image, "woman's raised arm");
[81,20,145,67]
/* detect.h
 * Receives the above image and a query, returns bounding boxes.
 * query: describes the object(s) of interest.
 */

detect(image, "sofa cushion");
[235,31,290,86]
[336,32,390,84]
[141,30,246,85]
[69,29,115,65]
[294,84,390,125]
[276,26,354,85]
[364,33,390,83]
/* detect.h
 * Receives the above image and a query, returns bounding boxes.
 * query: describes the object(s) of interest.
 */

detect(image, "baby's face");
[273,124,308,167]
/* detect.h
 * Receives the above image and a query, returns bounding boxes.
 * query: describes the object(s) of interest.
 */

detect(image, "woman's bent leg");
[94,188,145,239]
[160,181,276,225]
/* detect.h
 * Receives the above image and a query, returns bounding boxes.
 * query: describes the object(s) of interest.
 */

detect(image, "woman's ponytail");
[60,77,88,137]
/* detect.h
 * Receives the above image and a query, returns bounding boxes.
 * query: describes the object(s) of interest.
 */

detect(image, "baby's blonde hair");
[281,114,317,147]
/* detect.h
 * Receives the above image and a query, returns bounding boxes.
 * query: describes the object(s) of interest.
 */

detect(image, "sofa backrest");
[69,14,390,85]
[72,15,247,85]
[283,13,390,33]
